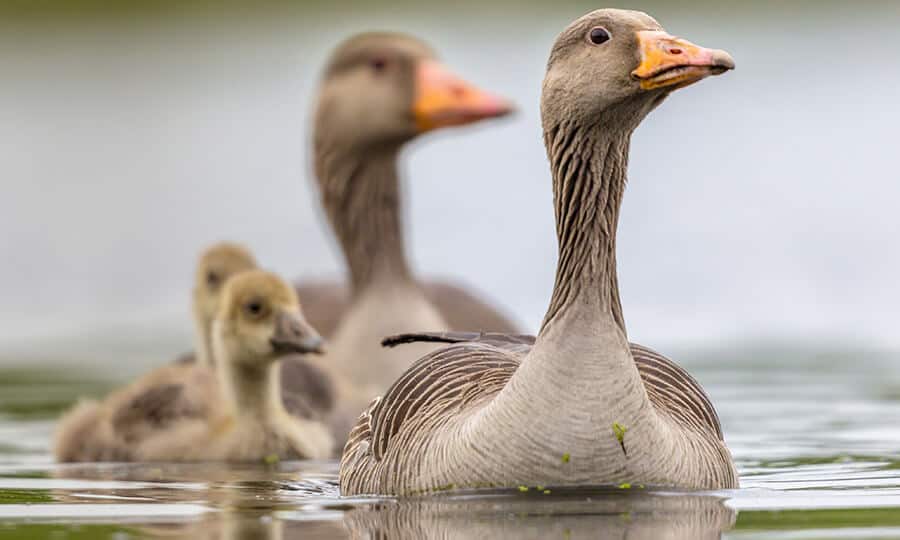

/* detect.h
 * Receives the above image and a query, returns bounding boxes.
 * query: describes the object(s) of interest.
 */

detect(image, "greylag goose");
[54,242,256,462]
[187,243,336,422]
[54,243,334,461]
[191,243,259,367]
[297,33,518,339]
[300,32,519,438]
[135,270,333,461]
[339,9,738,494]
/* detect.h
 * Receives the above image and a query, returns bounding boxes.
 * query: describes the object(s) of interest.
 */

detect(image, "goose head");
[541,9,734,131]
[214,270,325,368]
[314,32,513,153]
[192,242,258,333]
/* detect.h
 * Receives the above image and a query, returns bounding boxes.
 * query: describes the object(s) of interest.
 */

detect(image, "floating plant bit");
[612,423,628,455]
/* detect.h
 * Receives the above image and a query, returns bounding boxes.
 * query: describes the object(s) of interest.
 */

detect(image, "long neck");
[315,142,412,295]
[440,118,667,486]
[540,118,629,336]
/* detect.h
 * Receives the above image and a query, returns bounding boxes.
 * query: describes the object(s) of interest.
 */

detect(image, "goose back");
[294,279,518,338]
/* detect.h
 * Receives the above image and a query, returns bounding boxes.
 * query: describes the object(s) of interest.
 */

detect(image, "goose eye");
[244,299,266,318]
[588,27,611,45]
[370,57,388,73]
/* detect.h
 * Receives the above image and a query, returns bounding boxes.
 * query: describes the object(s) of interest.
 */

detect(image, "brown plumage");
[340,9,738,495]
[364,332,723,458]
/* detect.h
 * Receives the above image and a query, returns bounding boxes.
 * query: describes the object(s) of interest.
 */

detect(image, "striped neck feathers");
[540,117,632,337]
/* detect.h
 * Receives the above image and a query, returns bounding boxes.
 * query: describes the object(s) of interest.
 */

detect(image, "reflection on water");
[0,344,898,538]
[7,462,739,539]
[337,489,735,540]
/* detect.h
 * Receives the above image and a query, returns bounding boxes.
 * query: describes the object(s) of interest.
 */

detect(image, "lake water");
[1,342,898,539]
[2,1,899,538]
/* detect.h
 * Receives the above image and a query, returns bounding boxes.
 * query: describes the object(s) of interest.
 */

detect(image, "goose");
[53,242,256,462]
[192,243,259,367]
[297,33,517,414]
[135,270,333,461]
[54,243,334,461]
[187,243,336,422]
[339,9,738,494]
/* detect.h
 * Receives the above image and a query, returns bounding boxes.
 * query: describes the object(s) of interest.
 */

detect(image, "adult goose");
[301,33,519,435]
[340,9,738,494]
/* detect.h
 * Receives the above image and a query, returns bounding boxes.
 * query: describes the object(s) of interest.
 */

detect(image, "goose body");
[295,279,519,339]
[340,9,738,494]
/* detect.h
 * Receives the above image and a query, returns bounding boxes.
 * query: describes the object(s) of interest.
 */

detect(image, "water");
[0,343,898,539]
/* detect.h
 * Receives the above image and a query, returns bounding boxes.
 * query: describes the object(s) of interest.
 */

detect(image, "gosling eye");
[370,57,388,74]
[588,27,611,45]
[206,271,220,288]
[243,298,267,319]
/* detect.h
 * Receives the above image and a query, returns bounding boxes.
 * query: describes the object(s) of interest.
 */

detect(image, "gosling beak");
[413,60,514,133]
[632,31,735,91]
[270,311,325,355]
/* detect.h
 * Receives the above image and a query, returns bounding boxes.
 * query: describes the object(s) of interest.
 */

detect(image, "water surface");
[1,344,898,539]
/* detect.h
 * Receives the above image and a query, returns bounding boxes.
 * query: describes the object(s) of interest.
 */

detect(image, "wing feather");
[356,333,723,464]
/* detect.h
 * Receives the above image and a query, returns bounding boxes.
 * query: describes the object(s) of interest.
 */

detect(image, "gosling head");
[542,8,734,132]
[193,242,258,330]
[214,270,325,369]
[315,32,513,154]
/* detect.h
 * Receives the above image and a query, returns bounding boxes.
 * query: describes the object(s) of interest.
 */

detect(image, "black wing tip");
[381,331,538,349]
[381,333,471,348]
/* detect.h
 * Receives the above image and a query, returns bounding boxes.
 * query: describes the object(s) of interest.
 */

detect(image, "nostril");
[669,47,683,55]
[451,85,466,98]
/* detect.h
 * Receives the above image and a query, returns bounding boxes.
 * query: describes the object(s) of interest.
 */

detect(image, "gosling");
[54,242,257,462]
[134,270,334,462]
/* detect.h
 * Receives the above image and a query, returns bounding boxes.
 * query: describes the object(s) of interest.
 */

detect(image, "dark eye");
[206,271,220,287]
[370,57,388,73]
[588,27,611,45]
[244,299,266,318]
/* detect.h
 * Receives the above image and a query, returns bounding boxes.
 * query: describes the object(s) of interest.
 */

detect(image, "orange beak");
[413,60,514,133]
[632,31,735,91]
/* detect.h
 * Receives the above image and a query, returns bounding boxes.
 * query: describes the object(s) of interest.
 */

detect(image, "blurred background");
[2,0,899,375]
